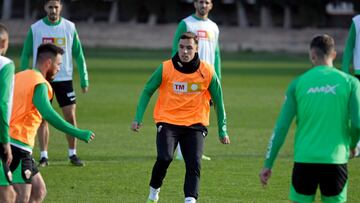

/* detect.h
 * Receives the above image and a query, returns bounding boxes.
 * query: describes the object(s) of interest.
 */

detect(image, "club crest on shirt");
[173,82,202,93]
[7,171,12,182]
[24,169,32,180]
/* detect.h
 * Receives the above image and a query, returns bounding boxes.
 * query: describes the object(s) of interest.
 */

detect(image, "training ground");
[6,46,360,202]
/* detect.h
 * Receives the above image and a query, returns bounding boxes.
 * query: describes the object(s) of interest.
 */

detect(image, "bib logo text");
[42,37,66,47]
[173,82,201,93]
[197,30,215,41]
[307,84,339,95]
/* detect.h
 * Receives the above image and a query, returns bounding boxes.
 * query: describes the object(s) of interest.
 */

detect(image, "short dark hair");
[194,0,212,2]
[44,0,61,5]
[36,43,64,64]
[180,32,198,45]
[310,34,335,58]
[0,23,9,39]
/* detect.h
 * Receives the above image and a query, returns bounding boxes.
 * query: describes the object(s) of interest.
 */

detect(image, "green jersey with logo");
[265,65,360,168]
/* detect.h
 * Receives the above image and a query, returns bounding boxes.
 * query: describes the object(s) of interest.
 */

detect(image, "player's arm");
[349,77,360,149]
[0,62,14,144]
[132,65,163,131]
[260,79,297,186]
[171,20,187,57]
[72,29,89,90]
[263,79,297,169]
[20,28,34,71]
[214,42,222,81]
[33,83,94,142]
[342,22,356,74]
[208,73,229,144]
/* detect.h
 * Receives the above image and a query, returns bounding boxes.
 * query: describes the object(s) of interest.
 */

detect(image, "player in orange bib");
[9,43,95,203]
[131,32,230,203]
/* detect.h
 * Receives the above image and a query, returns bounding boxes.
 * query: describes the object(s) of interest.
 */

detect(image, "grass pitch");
[7,48,360,202]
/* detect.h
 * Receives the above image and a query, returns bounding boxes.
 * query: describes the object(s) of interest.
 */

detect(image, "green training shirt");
[0,59,14,144]
[265,65,360,168]
[134,64,228,138]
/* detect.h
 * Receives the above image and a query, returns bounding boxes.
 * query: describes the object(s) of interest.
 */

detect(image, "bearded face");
[46,54,62,82]
[45,1,62,23]
[194,0,212,18]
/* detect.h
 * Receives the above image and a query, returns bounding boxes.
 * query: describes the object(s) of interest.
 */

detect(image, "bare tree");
[24,0,31,20]
[109,0,119,24]
[283,4,291,29]
[2,0,12,20]
[61,0,70,19]
[236,0,249,28]
[257,0,295,29]
[259,4,272,28]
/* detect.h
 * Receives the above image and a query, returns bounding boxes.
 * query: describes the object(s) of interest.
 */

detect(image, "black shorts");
[9,146,39,184]
[51,80,76,107]
[292,162,347,197]
[355,75,360,81]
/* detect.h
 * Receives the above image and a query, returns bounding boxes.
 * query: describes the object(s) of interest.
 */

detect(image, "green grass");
[6,47,360,202]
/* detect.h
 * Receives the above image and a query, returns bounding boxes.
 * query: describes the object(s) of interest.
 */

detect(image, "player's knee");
[64,115,76,125]
[17,192,31,203]
[40,119,48,127]
[157,156,173,165]
[33,183,47,201]
[38,186,47,201]
[160,153,174,162]
[185,159,201,171]
[30,178,47,201]
[9,188,17,202]
[62,106,76,122]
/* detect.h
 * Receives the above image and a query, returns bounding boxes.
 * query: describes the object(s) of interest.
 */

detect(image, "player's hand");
[82,131,95,143]
[259,168,272,187]
[219,135,230,144]
[88,133,95,142]
[131,121,142,132]
[2,143,13,166]
[82,87,88,94]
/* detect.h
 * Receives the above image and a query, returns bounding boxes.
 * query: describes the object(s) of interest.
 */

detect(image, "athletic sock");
[185,197,196,203]
[148,186,160,201]
[40,151,48,159]
[68,149,76,157]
